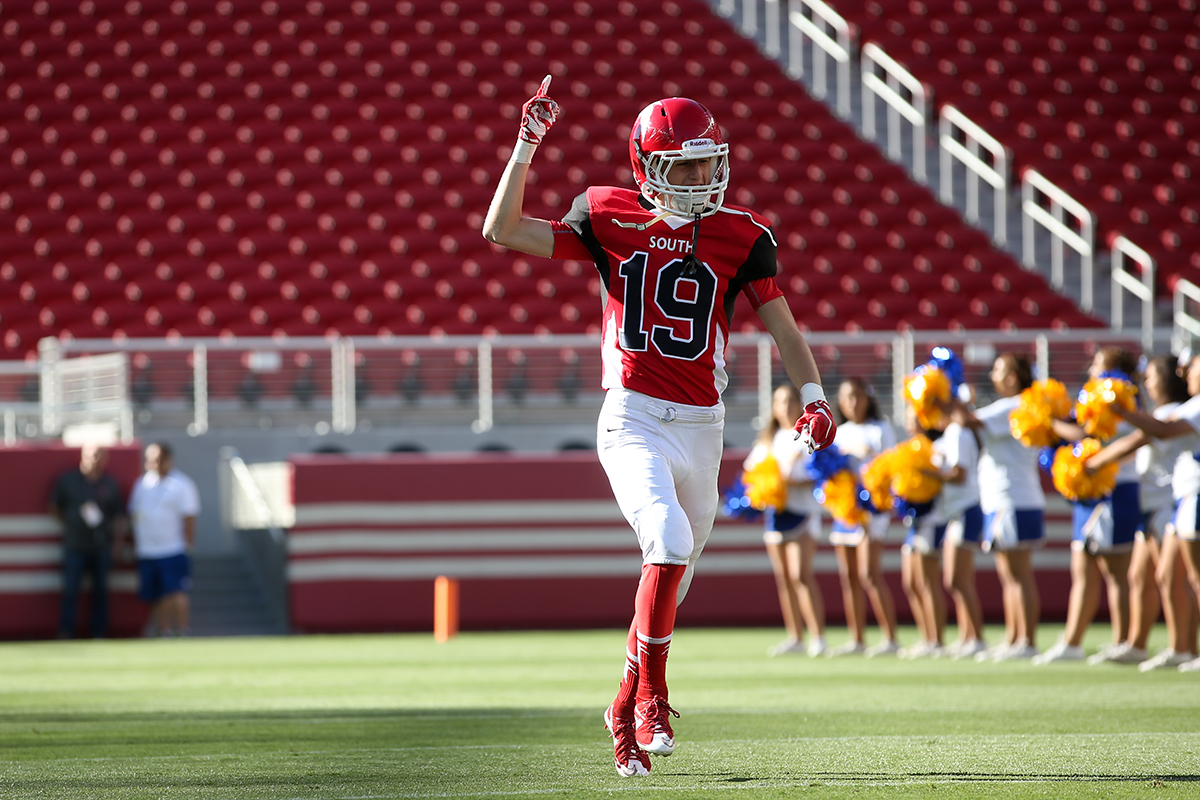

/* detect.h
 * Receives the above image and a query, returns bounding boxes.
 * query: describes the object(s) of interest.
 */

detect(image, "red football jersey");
[552,187,783,407]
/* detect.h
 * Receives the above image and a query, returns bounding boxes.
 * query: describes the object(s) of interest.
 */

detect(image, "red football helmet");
[628,97,730,218]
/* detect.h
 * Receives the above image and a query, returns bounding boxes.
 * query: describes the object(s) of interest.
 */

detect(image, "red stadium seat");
[0,0,1111,353]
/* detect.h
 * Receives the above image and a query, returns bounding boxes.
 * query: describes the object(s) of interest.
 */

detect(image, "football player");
[483,76,835,777]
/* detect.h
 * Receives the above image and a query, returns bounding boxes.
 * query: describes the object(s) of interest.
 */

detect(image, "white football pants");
[597,388,725,606]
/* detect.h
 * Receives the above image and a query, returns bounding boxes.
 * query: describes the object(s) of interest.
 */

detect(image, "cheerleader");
[1035,347,1143,665]
[951,353,1044,661]
[898,410,948,659]
[827,377,900,657]
[934,406,987,659]
[1088,354,1200,672]
[749,385,827,657]
[1129,356,1196,669]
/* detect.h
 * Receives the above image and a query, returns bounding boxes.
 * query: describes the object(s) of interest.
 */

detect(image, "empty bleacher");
[0,0,1105,367]
[833,0,1200,294]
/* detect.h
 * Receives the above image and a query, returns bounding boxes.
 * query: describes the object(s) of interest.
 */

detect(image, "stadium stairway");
[188,552,287,636]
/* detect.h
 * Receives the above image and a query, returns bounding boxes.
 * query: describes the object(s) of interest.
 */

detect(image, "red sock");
[612,619,639,717]
[634,563,686,705]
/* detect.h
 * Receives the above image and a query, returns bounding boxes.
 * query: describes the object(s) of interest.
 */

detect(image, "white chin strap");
[640,147,729,218]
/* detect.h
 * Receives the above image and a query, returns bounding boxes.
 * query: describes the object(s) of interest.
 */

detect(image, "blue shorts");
[903,514,944,555]
[982,508,1045,552]
[763,508,818,544]
[1072,482,1140,554]
[1174,495,1200,542]
[137,553,191,602]
[1140,504,1175,542]
[943,504,984,548]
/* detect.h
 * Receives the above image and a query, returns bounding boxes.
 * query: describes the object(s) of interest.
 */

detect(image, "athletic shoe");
[865,639,900,658]
[827,640,867,657]
[807,637,828,657]
[768,637,806,656]
[952,639,988,660]
[937,640,962,658]
[974,642,1009,662]
[1032,640,1085,665]
[634,697,679,756]
[1139,649,1195,672]
[993,639,1039,661]
[1087,642,1148,665]
[604,705,650,777]
[1177,656,1200,673]
[898,641,942,659]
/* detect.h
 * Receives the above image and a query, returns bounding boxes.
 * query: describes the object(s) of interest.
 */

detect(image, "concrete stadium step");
[188,553,285,637]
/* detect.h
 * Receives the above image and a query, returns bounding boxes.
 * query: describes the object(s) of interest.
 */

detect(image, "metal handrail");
[1021,169,1095,312]
[1174,279,1200,355]
[861,43,927,181]
[786,0,852,118]
[1111,236,1156,352]
[939,105,1009,246]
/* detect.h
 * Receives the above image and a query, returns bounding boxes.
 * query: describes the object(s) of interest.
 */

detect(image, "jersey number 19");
[617,252,717,362]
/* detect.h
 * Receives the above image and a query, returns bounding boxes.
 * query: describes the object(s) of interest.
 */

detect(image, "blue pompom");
[806,444,850,483]
[720,477,763,522]
[857,487,880,515]
[928,347,965,393]
[1037,445,1061,475]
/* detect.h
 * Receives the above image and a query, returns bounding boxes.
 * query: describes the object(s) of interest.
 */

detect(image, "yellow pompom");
[904,368,951,430]
[1009,379,1072,447]
[819,470,869,528]
[1074,377,1137,440]
[888,434,944,504]
[743,453,788,511]
[860,449,896,513]
[1051,438,1119,502]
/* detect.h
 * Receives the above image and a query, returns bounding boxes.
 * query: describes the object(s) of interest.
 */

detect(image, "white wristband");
[799,382,825,407]
[511,139,537,164]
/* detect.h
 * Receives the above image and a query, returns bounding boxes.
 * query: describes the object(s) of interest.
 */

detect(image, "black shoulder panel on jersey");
[735,230,778,284]
[562,190,612,290]
[722,231,776,330]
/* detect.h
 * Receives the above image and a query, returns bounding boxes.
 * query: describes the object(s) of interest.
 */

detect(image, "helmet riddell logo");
[682,138,714,153]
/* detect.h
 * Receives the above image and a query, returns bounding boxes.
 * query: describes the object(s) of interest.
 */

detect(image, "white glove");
[512,74,559,164]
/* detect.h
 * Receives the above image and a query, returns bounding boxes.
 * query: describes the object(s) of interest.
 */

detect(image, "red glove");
[794,385,836,453]
[512,74,559,163]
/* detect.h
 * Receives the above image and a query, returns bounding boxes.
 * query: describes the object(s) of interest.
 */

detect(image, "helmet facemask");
[637,138,730,218]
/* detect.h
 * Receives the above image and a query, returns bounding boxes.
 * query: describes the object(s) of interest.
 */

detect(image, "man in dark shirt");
[49,445,127,639]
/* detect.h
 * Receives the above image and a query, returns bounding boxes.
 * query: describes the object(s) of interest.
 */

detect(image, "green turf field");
[1,626,1198,799]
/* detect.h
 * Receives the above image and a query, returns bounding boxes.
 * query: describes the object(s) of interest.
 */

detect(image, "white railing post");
[331,338,356,435]
[189,344,208,437]
[119,360,134,444]
[939,105,1009,246]
[743,0,757,37]
[1036,333,1050,382]
[861,43,927,181]
[787,0,851,118]
[765,0,782,57]
[893,331,914,428]
[39,337,61,436]
[1111,236,1156,352]
[1021,169,1095,312]
[756,335,772,430]
[472,339,494,433]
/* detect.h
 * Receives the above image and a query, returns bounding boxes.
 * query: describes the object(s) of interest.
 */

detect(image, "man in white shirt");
[128,442,200,636]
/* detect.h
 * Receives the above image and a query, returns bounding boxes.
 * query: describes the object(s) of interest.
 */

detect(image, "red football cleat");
[605,703,651,777]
